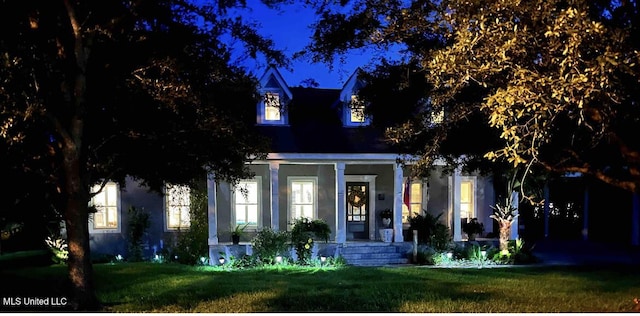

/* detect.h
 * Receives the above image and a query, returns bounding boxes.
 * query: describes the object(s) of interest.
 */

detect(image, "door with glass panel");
[346,182,369,240]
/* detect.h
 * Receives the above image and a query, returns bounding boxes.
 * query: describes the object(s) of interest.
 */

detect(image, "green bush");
[127,206,150,262]
[290,218,331,264]
[172,187,209,265]
[408,211,447,245]
[251,227,291,264]
[410,245,436,265]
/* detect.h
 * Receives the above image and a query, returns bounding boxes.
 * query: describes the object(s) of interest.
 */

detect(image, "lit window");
[290,178,317,220]
[233,178,261,229]
[264,92,281,121]
[166,184,191,231]
[350,95,366,123]
[460,180,474,220]
[402,180,422,224]
[90,182,119,230]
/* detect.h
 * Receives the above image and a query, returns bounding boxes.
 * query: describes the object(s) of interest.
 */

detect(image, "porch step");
[339,242,411,267]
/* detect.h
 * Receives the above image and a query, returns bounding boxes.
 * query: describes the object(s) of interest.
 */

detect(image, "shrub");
[127,206,150,262]
[410,245,436,265]
[408,211,444,245]
[251,227,291,264]
[290,218,331,264]
[173,187,209,265]
[431,224,452,251]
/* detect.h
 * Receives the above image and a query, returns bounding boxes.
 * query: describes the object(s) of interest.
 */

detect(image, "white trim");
[287,176,319,224]
[231,176,263,231]
[258,67,292,100]
[339,68,362,101]
[164,184,191,232]
[343,94,371,127]
[345,175,377,240]
[402,177,428,227]
[253,153,446,166]
[335,163,346,243]
[257,89,289,126]
[88,182,121,234]
[460,176,478,220]
[207,174,219,245]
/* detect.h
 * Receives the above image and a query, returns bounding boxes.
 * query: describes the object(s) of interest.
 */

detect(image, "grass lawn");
[1,262,639,312]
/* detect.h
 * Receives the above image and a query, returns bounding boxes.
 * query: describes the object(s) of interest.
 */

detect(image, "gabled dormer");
[339,68,371,127]
[257,66,292,125]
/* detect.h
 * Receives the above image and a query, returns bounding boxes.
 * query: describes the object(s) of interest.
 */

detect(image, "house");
[87,67,505,265]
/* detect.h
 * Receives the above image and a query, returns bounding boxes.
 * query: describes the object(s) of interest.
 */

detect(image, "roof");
[256,86,395,154]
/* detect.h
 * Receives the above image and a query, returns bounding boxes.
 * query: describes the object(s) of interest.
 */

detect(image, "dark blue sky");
[232,2,403,88]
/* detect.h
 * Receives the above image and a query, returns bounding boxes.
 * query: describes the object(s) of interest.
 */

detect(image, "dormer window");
[344,94,370,127]
[350,95,366,123]
[264,92,281,121]
[257,67,291,126]
[257,90,288,125]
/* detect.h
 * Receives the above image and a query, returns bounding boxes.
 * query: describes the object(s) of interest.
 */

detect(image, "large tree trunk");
[59,0,99,309]
[62,145,100,311]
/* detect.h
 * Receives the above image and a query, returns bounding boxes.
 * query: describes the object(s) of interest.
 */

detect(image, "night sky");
[232,1,404,88]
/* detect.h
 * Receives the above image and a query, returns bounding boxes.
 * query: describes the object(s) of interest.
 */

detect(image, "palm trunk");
[499,221,511,252]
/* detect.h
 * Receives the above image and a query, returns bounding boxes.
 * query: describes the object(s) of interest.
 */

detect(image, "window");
[90,182,120,232]
[264,92,281,121]
[349,95,366,123]
[460,179,475,220]
[165,184,191,231]
[289,177,317,220]
[258,90,287,125]
[233,178,261,229]
[402,179,423,224]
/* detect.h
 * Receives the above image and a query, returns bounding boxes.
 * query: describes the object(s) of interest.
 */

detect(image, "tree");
[303,0,640,193]
[0,0,286,310]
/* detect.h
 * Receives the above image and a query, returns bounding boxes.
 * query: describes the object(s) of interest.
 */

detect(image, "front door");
[346,182,369,240]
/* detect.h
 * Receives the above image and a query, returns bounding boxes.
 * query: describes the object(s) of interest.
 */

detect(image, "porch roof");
[249,153,446,165]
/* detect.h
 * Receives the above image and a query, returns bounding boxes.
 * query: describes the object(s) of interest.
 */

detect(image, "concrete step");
[348,258,410,266]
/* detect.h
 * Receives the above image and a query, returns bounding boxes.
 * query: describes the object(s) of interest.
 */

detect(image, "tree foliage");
[304,0,640,192]
[0,0,286,309]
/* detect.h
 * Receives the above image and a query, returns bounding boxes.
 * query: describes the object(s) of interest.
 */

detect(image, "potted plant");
[462,218,484,241]
[379,209,392,228]
[231,223,249,245]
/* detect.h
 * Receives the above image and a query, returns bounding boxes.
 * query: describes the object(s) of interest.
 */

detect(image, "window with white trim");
[402,179,423,224]
[258,90,287,125]
[289,177,317,220]
[350,95,366,123]
[89,182,120,232]
[264,92,281,121]
[165,184,191,231]
[460,179,475,220]
[233,177,261,229]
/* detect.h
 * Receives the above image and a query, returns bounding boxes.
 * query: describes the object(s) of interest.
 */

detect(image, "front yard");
[1,262,639,312]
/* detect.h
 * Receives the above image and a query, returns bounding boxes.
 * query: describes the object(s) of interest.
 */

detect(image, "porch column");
[452,168,462,241]
[269,162,280,231]
[393,163,404,242]
[510,191,519,240]
[206,173,218,266]
[632,192,640,246]
[335,162,346,243]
